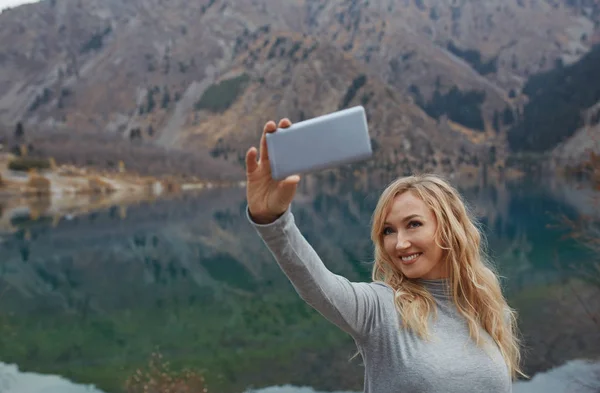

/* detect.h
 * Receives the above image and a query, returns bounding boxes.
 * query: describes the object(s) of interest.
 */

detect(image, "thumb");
[277,174,301,200]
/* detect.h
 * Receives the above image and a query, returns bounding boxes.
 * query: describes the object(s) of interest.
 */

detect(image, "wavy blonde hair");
[370,173,525,380]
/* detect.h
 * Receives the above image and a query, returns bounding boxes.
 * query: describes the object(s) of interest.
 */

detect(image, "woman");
[245,118,525,392]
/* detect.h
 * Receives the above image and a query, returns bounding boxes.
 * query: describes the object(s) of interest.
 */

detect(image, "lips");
[399,252,422,265]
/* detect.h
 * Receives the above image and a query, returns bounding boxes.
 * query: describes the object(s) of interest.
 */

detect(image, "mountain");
[0,0,598,178]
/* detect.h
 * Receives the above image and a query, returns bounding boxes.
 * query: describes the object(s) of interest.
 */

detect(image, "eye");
[382,226,395,236]
[407,220,422,229]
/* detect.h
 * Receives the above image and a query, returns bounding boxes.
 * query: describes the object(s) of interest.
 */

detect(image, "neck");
[416,277,452,300]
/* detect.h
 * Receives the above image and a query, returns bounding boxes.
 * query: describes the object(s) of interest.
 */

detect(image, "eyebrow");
[384,214,424,226]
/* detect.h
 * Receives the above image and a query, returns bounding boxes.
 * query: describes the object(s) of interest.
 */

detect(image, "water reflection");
[0,174,598,393]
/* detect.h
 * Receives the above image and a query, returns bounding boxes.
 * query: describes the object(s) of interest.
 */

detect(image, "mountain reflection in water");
[0,174,598,393]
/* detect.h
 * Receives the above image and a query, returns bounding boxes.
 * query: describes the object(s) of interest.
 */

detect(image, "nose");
[395,234,410,250]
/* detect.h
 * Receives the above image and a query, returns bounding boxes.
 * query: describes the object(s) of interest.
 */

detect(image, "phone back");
[266,106,372,180]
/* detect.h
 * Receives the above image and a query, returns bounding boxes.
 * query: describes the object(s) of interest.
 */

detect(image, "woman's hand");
[245,118,301,224]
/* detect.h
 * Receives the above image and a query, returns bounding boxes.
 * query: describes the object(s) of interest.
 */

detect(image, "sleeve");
[247,205,383,340]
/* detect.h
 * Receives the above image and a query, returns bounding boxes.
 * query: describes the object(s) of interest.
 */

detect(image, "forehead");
[385,191,431,220]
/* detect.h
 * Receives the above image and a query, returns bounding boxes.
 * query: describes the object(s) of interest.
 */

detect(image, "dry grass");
[159,178,182,193]
[124,352,209,393]
[25,173,50,196]
[87,176,116,194]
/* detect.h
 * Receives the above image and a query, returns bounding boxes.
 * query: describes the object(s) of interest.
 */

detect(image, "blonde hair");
[370,173,525,380]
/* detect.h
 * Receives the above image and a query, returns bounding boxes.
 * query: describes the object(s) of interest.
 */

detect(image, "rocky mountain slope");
[0,0,598,178]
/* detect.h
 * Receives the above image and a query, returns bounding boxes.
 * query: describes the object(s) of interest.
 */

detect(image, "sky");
[0,0,40,11]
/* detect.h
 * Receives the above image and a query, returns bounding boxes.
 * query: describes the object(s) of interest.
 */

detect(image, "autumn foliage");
[124,352,209,393]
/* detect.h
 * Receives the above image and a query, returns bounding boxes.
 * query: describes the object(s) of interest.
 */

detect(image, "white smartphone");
[266,106,373,180]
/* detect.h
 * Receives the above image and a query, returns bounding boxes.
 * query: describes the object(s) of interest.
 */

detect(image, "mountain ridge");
[0,0,598,178]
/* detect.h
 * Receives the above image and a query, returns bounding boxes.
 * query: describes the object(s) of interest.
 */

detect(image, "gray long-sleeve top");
[248,206,512,392]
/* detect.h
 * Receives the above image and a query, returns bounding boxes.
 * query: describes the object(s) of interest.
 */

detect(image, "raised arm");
[244,117,387,340]
[248,205,385,339]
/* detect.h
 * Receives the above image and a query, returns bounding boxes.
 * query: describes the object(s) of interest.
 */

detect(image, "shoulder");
[370,280,393,290]
[365,281,402,325]
[347,280,394,302]
[368,280,395,297]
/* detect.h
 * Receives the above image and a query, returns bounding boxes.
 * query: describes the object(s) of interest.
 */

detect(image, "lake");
[0,172,598,393]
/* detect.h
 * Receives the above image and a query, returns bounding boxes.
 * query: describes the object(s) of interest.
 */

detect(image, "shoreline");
[0,153,246,233]
[1,358,598,393]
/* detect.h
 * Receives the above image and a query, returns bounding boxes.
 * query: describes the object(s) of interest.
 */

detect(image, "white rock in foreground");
[0,362,105,393]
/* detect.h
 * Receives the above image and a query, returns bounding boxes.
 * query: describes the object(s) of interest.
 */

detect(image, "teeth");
[401,253,421,261]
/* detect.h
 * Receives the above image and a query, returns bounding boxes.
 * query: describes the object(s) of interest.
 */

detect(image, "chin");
[395,264,425,279]
[402,270,426,279]
[394,257,446,280]
[396,262,438,280]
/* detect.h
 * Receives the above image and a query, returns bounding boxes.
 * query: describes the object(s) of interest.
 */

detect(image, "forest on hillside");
[508,44,600,153]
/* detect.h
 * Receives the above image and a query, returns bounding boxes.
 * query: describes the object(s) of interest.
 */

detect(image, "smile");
[400,253,422,264]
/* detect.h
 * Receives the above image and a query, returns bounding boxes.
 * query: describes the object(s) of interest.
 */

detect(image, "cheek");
[424,229,440,248]
[382,237,394,253]
[427,236,445,261]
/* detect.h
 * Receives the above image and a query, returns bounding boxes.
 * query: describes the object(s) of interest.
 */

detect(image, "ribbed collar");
[417,278,452,300]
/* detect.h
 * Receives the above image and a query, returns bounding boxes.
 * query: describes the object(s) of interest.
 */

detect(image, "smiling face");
[382,191,448,280]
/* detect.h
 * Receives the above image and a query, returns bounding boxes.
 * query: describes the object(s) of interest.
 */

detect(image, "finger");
[259,121,277,163]
[278,118,292,128]
[245,147,258,175]
[264,120,277,133]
